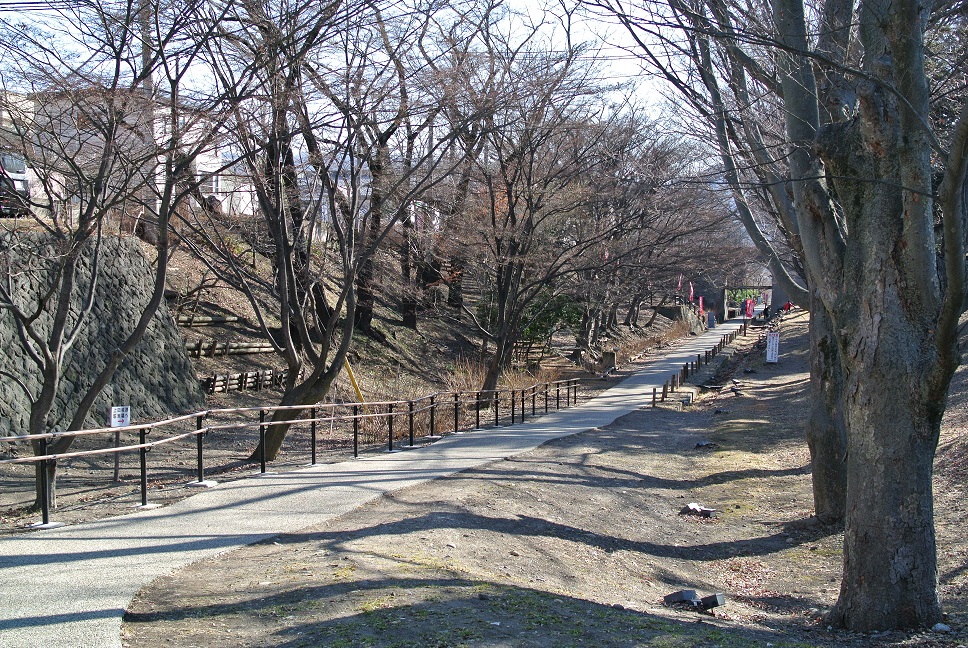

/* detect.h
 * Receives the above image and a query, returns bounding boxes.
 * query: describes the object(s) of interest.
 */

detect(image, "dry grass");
[442,357,488,393]
[501,365,562,390]
[577,315,691,373]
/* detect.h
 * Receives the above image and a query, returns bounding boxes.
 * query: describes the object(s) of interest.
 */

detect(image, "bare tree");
[589,0,968,629]
[183,0,481,460]
[554,111,745,352]
[446,14,738,391]
[0,0,232,507]
[453,25,620,393]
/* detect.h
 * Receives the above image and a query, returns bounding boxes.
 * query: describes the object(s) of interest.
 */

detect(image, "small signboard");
[110,406,131,428]
[765,331,780,363]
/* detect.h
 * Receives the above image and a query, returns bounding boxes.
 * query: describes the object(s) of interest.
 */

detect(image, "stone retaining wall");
[655,305,707,335]
[0,233,204,436]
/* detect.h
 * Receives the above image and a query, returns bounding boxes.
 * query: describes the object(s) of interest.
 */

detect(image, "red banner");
[745,299,754,318]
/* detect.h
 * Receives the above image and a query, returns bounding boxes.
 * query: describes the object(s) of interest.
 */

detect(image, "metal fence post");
[139,427,149,506]
[430,395,436,436]
[494,391,500,427]
[310,407,317,465]
[197,414,207,482]
[409,400,415,446]
[544,384,549,413]
[556,382,560,409]
[511,389,516,424]
[39,436,50,526]
[476,392,481,429]
[353,405,359,458]
[454,391,460,433]
[387,403,394,452]
[258,409,266,473]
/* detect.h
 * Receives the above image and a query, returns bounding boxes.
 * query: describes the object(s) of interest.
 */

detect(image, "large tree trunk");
[355,253,377,333]
[250,363,342,462]
[805,298,846,523]
[590,309,603,345]
[26,241,83,512]
[249,284,358,462]
[828,325,943,629]
[823,136,945,627]
[254,393,313,462]
[446,259,464,309]
[400,238,419,330]
[480,335,511,397]
[355,152,386,334]
[399,217,418,329]
[29,369,60,512]
[624,295,643,327]
[444,156,474,311]
[605,303,619,330]
[32,461,57,512]
[770,0,952,628]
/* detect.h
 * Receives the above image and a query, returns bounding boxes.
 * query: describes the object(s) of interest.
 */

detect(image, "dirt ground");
[120,311,968,647]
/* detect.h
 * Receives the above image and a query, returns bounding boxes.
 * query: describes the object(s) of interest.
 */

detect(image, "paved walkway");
[0,317,752,648]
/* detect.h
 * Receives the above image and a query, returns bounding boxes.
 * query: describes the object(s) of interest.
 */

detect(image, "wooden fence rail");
[186,339,277,357]
[176,314,241,327]
[200,367,305,394]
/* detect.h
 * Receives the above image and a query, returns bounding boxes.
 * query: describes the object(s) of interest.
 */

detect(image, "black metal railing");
[0,379,583,526]
[2,322,757,528]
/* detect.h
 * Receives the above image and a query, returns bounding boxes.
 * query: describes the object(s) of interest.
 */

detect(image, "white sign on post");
[110,405,131,428]
[765,331,780,363]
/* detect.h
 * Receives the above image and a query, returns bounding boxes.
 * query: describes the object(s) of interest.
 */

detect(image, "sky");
[507,0,662,107]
